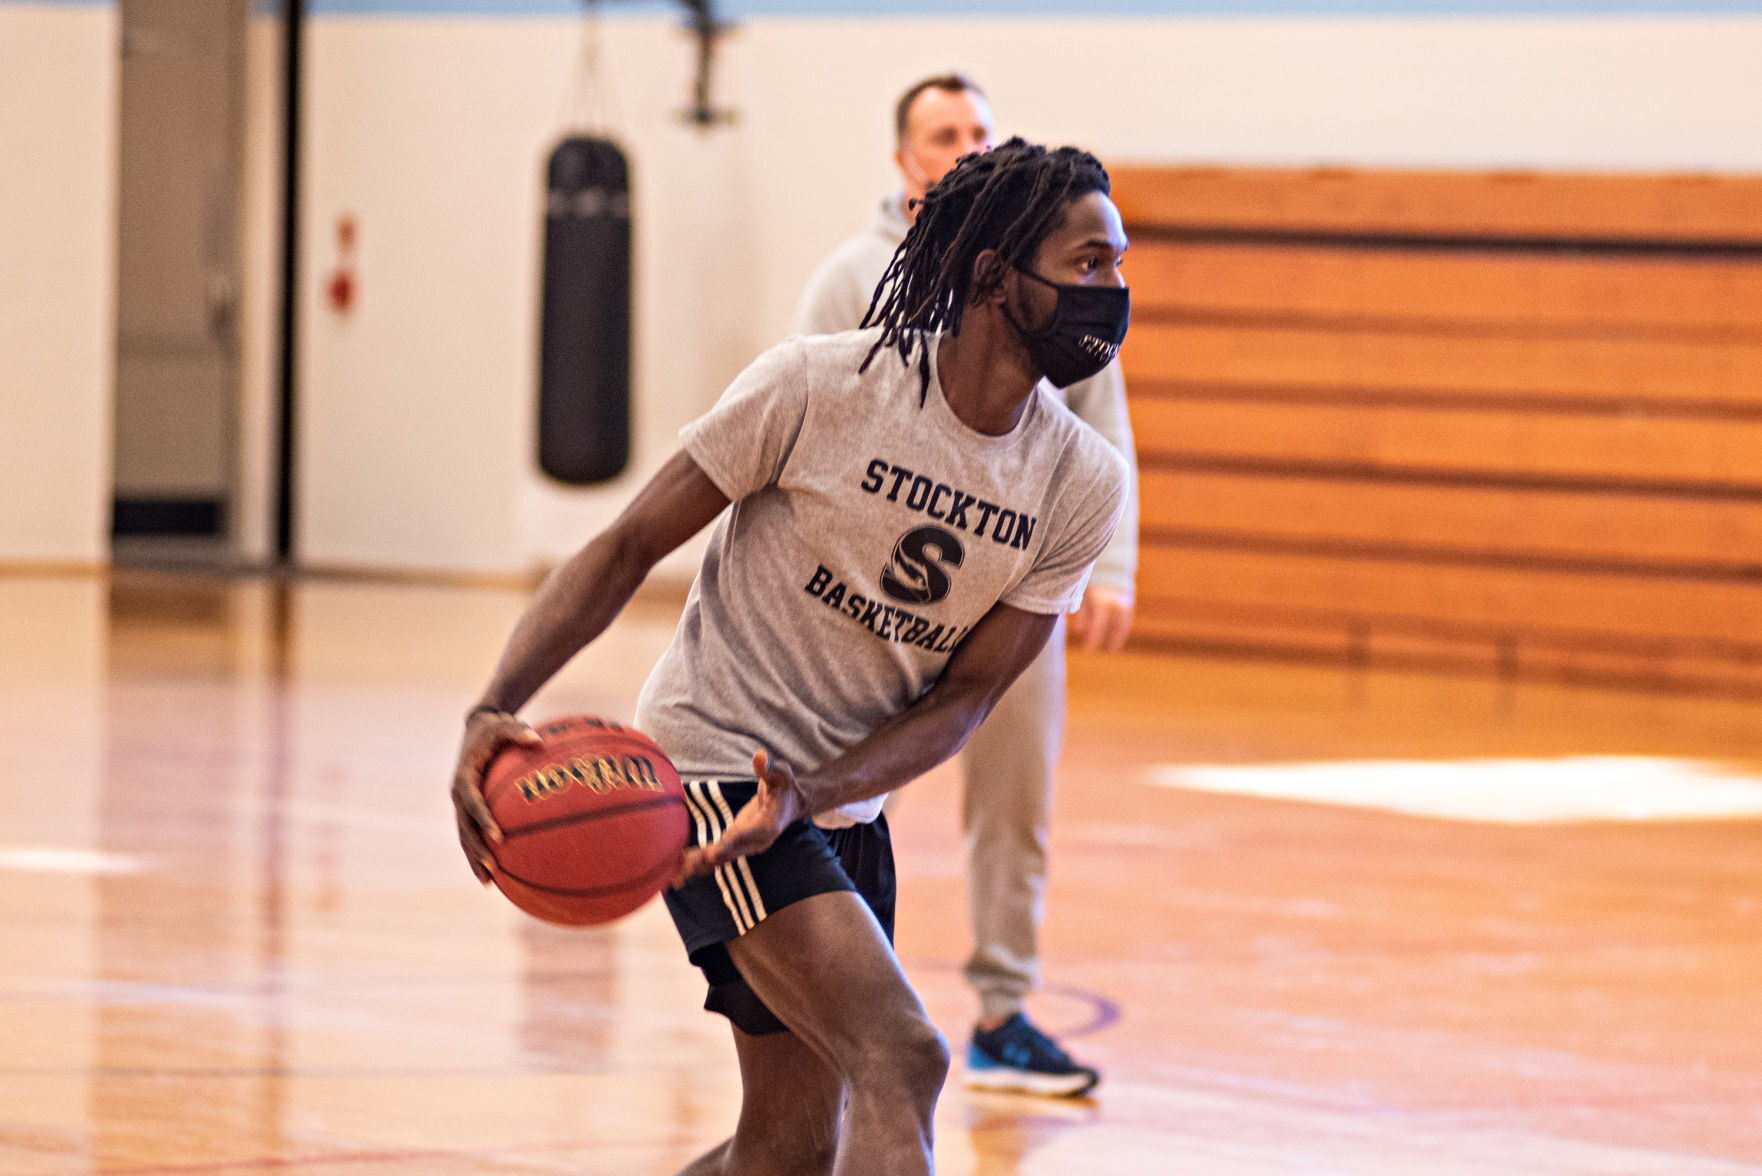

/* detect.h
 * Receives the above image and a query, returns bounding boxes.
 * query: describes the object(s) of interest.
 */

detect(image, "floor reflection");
[0,571,1759,1174]
[518,920,619,1074]
[964,1092,1099,1176]
[94,572,291,1169]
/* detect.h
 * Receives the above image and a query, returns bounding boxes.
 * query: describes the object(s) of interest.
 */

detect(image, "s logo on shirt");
[880,526,965,606]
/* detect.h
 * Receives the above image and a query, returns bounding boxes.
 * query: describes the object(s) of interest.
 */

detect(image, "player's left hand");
[674,749,808,885]
[1068,584,1135,653]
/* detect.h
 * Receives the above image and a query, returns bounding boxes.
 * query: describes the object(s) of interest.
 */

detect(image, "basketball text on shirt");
[803,564,975,653]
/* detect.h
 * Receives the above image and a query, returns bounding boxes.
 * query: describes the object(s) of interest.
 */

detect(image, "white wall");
[295,12,1762,578]
[5,6,1762,574]
[296,18,758,576]
[0,2,118,566]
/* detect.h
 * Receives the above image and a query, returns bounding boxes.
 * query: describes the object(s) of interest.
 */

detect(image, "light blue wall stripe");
[20,0,1755,11]
[15,1,1750,19]
[309,1,1762,16]
[314,1,671,13]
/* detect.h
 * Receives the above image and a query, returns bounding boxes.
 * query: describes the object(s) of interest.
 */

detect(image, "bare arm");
[798,602,1058,812]
[452,450,730,880]
[474,451,729,714]
[681,601,1059,879]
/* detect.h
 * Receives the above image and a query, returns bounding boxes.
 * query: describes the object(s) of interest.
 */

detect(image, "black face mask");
[1004,267,1130,389]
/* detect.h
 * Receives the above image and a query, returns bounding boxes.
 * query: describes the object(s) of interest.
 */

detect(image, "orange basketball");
[480,714,688,926]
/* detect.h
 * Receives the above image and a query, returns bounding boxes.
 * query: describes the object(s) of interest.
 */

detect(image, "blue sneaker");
[965,1013,1100,1097]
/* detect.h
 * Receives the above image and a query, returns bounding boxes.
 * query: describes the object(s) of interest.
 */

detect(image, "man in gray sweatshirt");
[792,74,1138,1098]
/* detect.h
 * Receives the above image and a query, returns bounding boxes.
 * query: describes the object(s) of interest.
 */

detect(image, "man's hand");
[451,708,542,884]
[676,749,809,885]
[1068,584,1135,653]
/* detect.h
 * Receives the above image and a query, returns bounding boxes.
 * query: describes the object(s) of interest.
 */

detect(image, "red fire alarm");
[326,214,358,313]
[327,268,355,312]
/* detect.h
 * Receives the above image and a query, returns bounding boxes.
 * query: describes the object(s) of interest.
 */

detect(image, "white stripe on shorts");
[683,781,746,932]
[706,781,769,924]
[702,782,761,932]
[682,778,713,849]
[684,780,761,935]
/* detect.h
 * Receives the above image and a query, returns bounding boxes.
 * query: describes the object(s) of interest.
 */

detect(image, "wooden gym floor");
[2,570,1760,1175]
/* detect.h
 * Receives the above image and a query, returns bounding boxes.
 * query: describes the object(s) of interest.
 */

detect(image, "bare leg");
[725,890,948,1176]
[674,1024,846,1176]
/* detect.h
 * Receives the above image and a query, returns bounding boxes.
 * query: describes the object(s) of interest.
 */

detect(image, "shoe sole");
[963,1066,1099,1098]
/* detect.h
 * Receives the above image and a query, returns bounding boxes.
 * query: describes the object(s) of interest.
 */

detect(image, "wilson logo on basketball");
[516,754,664,803]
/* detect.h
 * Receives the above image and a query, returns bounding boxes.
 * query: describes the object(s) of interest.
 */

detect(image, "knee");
[851,1016,948,1105]
[909,1020,952,1093]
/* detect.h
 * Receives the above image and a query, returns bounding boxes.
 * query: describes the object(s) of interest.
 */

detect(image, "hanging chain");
[561,0,620,137]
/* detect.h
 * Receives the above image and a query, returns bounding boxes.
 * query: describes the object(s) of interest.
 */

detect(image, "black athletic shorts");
[663,778,896,1037]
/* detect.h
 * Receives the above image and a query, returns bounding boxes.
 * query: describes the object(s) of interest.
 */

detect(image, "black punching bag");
[538,136,631,484]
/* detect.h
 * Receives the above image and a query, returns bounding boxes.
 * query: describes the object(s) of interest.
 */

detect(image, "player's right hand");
[451,707,542,884]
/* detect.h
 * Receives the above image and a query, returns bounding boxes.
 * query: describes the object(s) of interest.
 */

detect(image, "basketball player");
[794,74,1137,1097]
[452,139,1130,1176]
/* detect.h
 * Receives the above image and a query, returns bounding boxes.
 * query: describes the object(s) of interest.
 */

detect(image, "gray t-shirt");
[634,328,1128,827]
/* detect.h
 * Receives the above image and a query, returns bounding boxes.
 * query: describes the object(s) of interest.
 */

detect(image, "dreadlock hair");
[859,136,1111,403]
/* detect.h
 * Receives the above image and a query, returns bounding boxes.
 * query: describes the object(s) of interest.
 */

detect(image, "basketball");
[480,714,688,926]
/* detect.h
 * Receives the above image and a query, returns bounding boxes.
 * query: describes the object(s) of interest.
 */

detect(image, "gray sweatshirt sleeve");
[792,236,895,337]
[1059,359,1139,598]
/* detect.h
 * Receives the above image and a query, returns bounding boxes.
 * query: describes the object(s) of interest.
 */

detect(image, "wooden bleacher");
[1109,165,1762,693]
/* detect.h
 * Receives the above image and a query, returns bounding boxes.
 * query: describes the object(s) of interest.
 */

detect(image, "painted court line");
[0,847,143,874]
[1148,756,1762,823]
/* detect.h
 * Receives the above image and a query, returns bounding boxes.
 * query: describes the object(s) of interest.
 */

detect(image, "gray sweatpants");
[959,616,1066,1021]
